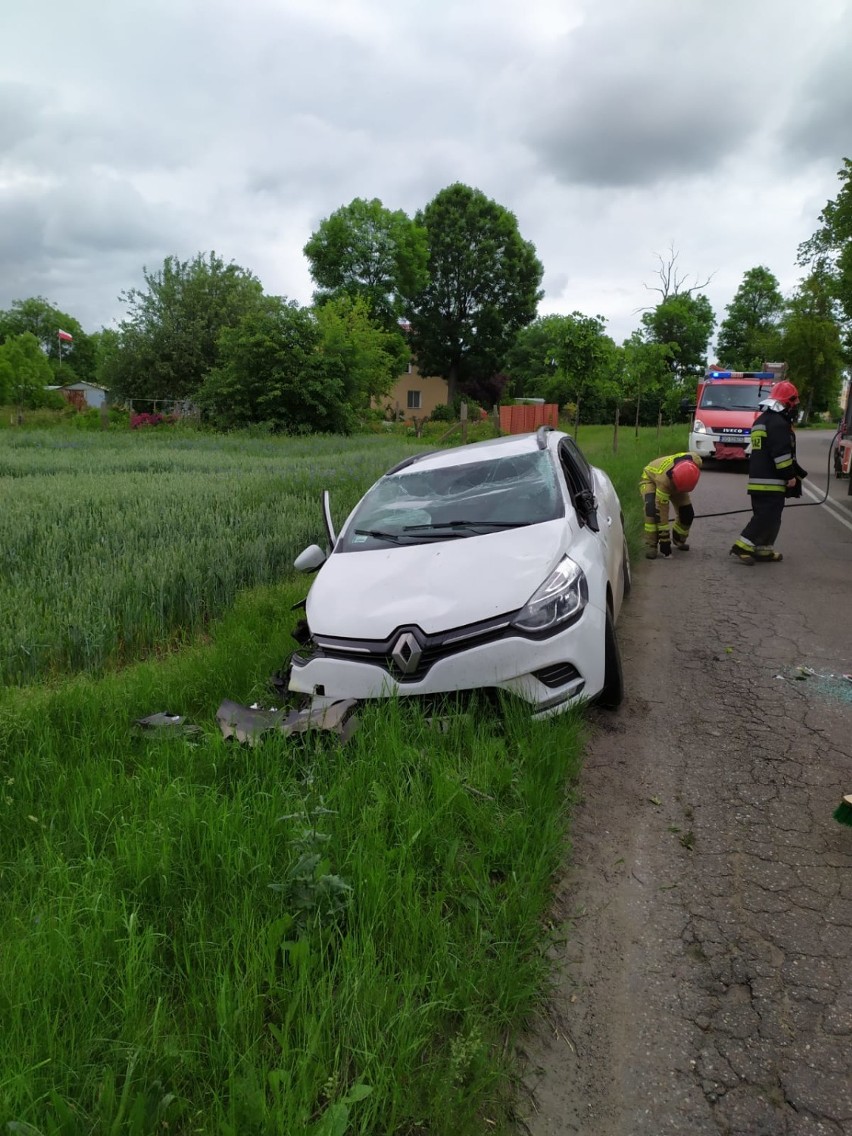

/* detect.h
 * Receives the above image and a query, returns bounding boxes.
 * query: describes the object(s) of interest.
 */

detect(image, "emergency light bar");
[706,371,776,380]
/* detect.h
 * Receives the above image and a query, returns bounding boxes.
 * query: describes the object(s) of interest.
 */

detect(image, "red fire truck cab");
[686,369,782,462]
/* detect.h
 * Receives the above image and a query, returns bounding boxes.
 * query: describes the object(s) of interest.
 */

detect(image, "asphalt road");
[519,429,852,1136]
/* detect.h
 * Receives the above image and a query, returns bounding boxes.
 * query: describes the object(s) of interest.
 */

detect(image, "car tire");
[597,606,624,710]
[622,538,632,598]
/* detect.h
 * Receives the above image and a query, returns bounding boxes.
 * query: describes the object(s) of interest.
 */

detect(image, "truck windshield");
[698,384,769,411]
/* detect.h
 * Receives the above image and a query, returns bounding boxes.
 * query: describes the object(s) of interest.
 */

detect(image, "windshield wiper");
[353,527,467,544]
[353,528,410,544]
[403,519,530,532]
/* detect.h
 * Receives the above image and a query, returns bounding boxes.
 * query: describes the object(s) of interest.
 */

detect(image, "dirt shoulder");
[518,433,852,1136]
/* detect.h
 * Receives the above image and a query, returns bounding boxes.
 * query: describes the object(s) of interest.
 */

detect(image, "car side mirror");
[575,489,600,533]
[294,544,327,572]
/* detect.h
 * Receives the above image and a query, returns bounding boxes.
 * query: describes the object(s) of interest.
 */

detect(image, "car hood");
[306,520,569,637]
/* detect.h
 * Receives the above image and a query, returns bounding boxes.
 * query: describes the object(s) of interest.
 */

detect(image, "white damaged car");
[289,426,630,718]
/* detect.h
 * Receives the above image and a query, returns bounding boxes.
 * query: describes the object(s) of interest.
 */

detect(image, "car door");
[557,438,621,606]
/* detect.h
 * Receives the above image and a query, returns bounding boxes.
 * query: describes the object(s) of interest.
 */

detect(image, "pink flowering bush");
[130,412,176,429]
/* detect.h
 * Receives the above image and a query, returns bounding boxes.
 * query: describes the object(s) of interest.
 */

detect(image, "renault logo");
[391,631,422,675]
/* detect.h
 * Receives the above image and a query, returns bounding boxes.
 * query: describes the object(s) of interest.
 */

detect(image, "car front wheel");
[622,537,632,598]
[597,606,624,710]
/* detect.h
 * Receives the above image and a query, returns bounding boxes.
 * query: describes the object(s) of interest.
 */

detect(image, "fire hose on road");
[692,427,845,519]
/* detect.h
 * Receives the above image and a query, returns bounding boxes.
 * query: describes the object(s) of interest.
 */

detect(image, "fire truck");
[685,363,787,462]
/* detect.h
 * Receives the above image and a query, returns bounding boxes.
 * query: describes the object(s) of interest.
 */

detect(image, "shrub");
[429,403,455,423]
[130,412,176,429]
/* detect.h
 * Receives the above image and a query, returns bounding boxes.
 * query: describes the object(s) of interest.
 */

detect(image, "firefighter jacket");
[747,409,797,494]
[639,452,702,538]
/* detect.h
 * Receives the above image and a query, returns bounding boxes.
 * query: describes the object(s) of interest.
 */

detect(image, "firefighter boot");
[673,532,690,552]
[753,548,783,563]
[645,546,658,560]
[729,542,755,566]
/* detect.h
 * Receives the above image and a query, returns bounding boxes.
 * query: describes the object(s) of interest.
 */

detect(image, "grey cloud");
[519,0,815,188]
[780,32,852,163]
[0,174,194,325]
[530,87,750,188]
[0,82,48,151]
[0,0,846,347]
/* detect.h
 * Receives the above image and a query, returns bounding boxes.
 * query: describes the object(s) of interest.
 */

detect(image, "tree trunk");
[801,389,813,426]
[446,364,459,407]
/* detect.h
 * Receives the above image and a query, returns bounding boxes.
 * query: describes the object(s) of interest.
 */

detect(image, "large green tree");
[506,314,573,398]
[314,294,407,409]
[101,252,265,402]
[620,333,678,429]
[0,332,55,409]
[781,272,845,421]
[507,313,628,424]
[0,297,95,383]
[198,297,352,434]
[715,266,784,369]
[304,198,429,330]
[408,183,543,403]
[547,313,618,428]
[641,292,716,381]
[798,157,852,333]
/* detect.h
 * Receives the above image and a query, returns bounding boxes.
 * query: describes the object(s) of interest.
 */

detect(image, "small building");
[46,381,109,411]
[378,364,449,419]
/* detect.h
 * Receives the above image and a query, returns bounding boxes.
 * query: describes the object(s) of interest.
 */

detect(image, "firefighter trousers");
[736,493,785,552]
[641,490,694,550]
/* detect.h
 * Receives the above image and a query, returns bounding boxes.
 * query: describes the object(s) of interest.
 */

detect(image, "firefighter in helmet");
[730,380,806,565]
[639,452,703,559]
[731,381,808,563]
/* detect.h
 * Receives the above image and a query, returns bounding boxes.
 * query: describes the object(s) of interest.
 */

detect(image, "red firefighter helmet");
[670,459,700,493]
[770,380,799,409]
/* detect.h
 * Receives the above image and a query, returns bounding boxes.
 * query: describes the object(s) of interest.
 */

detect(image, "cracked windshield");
[343,449,564,549]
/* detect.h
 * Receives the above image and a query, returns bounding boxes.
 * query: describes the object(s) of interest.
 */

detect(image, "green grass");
[0,584,585,1134]
[0,421,688,1134]
[0,429,431,685]
[0,420,684,686]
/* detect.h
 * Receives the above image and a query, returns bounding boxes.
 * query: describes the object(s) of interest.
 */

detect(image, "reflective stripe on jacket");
[747,410,795,494]
[639,452,701,537]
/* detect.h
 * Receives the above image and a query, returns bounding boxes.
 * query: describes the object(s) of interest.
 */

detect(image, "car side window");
[558,439,599,531]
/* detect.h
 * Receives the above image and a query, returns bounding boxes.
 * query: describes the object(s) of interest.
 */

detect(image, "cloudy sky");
[2,0,850,346]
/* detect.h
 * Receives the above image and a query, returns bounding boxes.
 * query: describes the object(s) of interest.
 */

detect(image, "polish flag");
[57,329,73,342]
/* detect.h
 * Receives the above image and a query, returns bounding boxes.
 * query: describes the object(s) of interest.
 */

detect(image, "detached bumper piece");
[215,697,359,747]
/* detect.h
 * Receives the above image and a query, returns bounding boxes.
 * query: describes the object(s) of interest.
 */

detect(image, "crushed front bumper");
[288,606,607,718]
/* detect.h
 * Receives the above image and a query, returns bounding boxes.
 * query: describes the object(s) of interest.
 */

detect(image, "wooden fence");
[498,403,559,435]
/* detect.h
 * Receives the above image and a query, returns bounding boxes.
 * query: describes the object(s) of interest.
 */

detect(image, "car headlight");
[692,419,709,434]
[512,557,588,634]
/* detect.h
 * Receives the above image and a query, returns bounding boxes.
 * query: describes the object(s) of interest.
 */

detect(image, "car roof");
[388,429,567,476]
